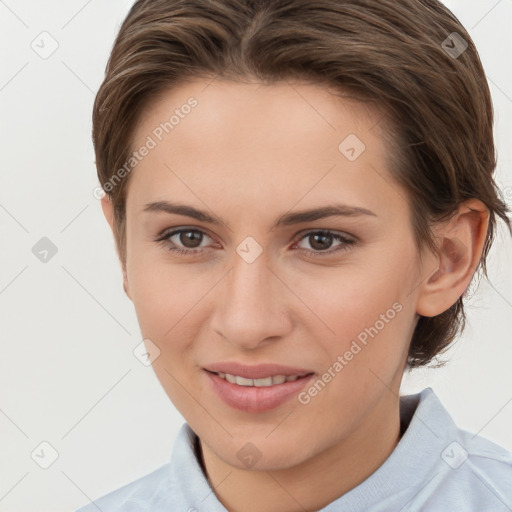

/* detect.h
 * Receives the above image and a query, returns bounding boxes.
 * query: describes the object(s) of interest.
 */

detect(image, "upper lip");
[204,362,314,379]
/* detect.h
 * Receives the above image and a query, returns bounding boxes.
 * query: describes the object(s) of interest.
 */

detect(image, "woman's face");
[116,78,428,470]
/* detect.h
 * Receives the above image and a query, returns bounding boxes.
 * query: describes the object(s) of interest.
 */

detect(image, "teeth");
[253,377,273,387]
[218,373,306,387]
[235,376,253,386]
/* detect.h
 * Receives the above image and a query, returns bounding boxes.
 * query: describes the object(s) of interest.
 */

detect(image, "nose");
[210,247,293,351]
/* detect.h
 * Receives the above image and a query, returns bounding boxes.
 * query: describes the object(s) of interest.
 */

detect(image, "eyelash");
[155,227,356,258]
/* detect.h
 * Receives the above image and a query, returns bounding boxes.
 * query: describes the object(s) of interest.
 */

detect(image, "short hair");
[92,0,511,368]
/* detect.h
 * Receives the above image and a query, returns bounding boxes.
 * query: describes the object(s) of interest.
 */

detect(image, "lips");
[204,361,314,380]
[203,362,316,412]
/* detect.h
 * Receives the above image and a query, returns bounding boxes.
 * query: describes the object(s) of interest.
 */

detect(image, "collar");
[165,388,457,511]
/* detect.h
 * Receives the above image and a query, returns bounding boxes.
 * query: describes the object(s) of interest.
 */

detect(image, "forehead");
[132,78,383,153]
[126,78,405,221]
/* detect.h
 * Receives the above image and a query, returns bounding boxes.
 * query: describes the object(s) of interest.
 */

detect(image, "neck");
[199,391,403,512]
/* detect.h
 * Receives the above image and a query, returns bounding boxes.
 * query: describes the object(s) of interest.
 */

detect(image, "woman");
[77,0,512,510]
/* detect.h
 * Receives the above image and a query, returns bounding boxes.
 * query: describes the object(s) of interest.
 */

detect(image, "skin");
[101,78,489,512]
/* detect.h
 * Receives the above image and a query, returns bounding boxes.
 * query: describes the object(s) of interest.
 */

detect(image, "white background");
[0,1,511,511]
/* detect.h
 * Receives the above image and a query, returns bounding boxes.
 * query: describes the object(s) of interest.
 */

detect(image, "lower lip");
[204,371,316,412]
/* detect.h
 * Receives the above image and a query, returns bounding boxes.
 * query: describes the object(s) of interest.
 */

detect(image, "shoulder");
[432,428,512,509]
[74,422,215,512]
[74,463,171,512]
[410,389,512,511]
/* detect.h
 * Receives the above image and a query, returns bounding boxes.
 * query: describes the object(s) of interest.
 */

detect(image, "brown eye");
[308,232,335,251]
[177,229,204,248]
[296,230,356,257]
[156,228,213,255]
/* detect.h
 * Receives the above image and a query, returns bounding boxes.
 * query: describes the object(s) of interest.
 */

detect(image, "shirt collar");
[166,387,456,511]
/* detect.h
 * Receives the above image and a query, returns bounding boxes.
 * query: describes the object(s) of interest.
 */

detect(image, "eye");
[155,227,356,257]
[294,230,356,257]
[155,227,214,255]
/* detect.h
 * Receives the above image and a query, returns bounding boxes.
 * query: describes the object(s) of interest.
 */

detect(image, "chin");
[204,428,318,472]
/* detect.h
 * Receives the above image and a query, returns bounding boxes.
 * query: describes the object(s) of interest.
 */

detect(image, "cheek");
[294,256,415,368]
[296,272,413,426]
[299,265,402,328]
[127,254,205,409]
[126,246,207,337]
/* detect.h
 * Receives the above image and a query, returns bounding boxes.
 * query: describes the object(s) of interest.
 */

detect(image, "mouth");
[202,362,316,412]
[203,361,314,380]
[205,370,313,387]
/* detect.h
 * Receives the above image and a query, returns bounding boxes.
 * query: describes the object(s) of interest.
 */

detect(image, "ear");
[101,195,132,301]
[416,199,489,317]
[100,194,115,229]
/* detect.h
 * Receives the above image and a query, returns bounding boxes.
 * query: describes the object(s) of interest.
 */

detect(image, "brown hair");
[92,0,511,368]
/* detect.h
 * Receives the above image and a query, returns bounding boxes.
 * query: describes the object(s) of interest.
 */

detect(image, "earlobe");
[416,200,489,317]
[101,195,115,230]
[122,266,132,301]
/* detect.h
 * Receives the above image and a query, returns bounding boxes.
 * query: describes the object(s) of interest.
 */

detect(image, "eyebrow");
[143,200,377,229]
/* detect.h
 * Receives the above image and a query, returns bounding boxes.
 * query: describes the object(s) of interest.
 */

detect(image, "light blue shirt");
[75,388,512,511]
